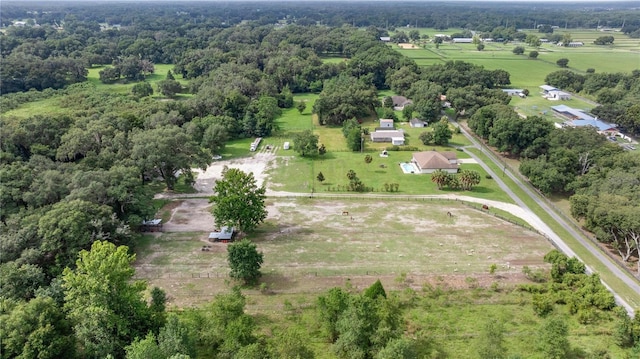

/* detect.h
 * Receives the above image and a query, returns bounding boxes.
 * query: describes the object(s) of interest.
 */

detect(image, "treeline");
[2,1,639,33]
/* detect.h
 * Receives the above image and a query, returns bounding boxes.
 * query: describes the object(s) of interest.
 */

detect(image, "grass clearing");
[138,197,628,357]
[135,198,553,305]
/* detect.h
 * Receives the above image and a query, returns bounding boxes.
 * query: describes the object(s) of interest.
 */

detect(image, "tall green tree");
[317,288,350,342]
[227,239,264,285]
[132,82,153,98]
[432,118,452,145]
[210,167,267,233]
[38,199,127,276]
[0,296,75,359]
[292,130,319,157]
[63,241,159,359]
[313,74,377,125]
[556,58,570,68]
[131,126,208,190]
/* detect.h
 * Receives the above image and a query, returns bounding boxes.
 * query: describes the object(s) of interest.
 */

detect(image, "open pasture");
[395,28,640,90]
[134,198,553,307]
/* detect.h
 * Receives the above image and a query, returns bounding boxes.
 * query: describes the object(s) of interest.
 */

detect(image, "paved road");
[453,120,639,316]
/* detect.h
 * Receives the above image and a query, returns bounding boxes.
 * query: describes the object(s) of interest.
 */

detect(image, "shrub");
[532,293,554,316]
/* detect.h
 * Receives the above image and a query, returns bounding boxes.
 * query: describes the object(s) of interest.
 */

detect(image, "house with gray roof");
[370,130,405,145]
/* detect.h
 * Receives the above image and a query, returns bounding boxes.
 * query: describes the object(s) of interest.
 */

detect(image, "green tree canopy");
[63,240,159,359]
[292,129,319,157]
[227,239,264,285]
[313,74,377,126]
[131,125,208,190]
[210,167,267,233]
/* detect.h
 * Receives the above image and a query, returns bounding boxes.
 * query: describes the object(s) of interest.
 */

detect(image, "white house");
[540,85,571,100]
[411,151,459,174]
[370,130,405,145]
[547,90,571,101]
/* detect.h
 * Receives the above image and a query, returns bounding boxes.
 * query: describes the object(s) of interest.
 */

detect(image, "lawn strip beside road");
[460,127,640,314]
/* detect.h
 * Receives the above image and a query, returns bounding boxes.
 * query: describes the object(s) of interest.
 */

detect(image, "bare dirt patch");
[398,43,419,49]
[159,199,216,232]
[191,148,277,195]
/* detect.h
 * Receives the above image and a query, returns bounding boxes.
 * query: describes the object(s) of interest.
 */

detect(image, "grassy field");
[267,151,512,202]
[135,197,631,358]
[394,28,640,91]
[86,64,190,96]
[135,198,552,299]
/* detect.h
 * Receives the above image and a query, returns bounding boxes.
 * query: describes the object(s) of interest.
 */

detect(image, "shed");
[379,119,395,129]
[141,219,163,232]
[409,118,426,128]
[209,226,235,241]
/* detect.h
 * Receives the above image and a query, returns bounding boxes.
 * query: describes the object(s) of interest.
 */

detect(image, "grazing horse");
[482,204,489,210]
[446,211,453,217]
[342,211,349,216]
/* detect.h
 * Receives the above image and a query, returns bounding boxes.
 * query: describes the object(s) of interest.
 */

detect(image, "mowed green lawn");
[268,149,511,202]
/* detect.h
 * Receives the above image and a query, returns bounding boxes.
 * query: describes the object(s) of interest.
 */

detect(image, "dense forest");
[2,1,640,358]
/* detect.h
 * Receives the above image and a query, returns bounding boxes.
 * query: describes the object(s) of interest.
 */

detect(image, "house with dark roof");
[411,151,459,174]
[391,96,413,111]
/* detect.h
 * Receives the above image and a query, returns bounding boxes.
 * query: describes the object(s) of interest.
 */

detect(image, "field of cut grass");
[393,28,640,90]
[2,96,69,119]
[274,93,317,133]
[509,95,594,120]
[267,149,511,202]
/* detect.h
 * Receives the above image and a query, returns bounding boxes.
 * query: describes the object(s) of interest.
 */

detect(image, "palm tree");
[459,170,481,190]
[431,169,449,190]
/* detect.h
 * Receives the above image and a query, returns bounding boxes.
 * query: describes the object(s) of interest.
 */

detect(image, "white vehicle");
[283,142,290,150]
